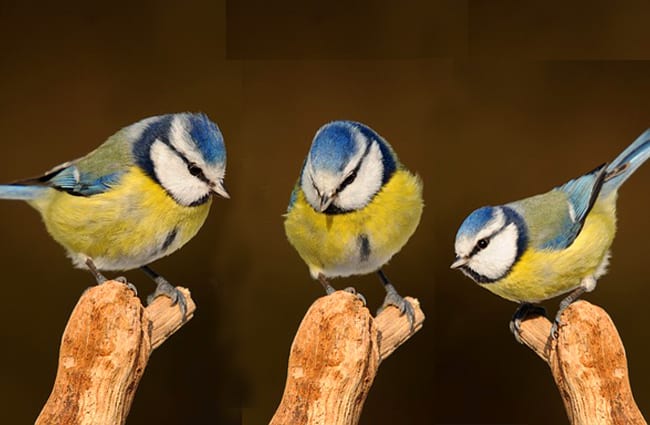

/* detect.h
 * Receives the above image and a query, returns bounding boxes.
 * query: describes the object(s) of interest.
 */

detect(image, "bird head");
[451,206,528,283]
[300,121,396,214]
[131,113,228,206]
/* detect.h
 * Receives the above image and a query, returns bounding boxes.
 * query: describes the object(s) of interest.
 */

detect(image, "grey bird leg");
[318,273,366,306]
[85,258,136,294]
[318,273,336,295]
[551,286,588,338]
[141,265,187,320]
[85,258,108,284]
[376,269,415,330]
[509,303,547,344]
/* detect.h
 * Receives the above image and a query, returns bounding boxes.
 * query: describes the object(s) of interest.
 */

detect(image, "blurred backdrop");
[0,1,649,424]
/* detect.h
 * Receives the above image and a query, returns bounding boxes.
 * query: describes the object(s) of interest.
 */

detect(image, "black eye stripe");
[160,141,196,171]
[181,158,210,182]
[188,163,203,176]
[191,168,210,185]
[337,169,358,193]
[158,142,212,185]
[469,230,500,257]
[336,141,372,194]
[469,243,482,258]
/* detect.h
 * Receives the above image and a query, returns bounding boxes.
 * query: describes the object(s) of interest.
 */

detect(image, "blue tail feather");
[603,129,650,194]
[0,185,48,200]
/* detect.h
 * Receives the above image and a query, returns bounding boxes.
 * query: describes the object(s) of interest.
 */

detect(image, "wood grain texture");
[517,300,646,425]
[36,280,195,425]
[270,291,425,425]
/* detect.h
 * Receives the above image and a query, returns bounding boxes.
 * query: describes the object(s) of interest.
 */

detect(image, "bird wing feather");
[511,164,607,250]
[10,129,134,196]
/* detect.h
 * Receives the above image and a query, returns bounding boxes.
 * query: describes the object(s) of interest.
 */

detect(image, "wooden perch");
[35,280,195,425]
[270,291,425,425]
[517,300,646,425]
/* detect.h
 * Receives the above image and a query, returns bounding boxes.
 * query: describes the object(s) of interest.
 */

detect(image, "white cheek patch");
[334,142,383,211]
[468,222,519,280]
[150,140,210,206]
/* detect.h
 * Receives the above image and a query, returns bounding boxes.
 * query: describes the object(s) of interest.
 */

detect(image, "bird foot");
[509,303,547,344]
[147,278,188,321]
[113,276,138,295]
[342,286,367,306]
[550,319,562,340]
[377,291,415,331]
[550,306,570,339]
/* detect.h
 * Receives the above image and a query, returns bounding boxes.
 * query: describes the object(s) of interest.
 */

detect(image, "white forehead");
[306,169,340,196]
[455,208,506,255]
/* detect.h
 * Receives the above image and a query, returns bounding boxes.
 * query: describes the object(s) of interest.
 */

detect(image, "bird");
[0,112,229,316]
[284,120,423,325]
[451,129,650,337]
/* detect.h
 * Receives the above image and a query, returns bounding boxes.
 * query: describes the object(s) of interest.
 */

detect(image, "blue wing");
[538,164,607,250]
[537,128,650,249]
[13,163,123,197]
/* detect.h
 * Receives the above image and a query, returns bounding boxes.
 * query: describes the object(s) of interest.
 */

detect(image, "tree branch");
[35,280,195,425]
[517,300,646,425]
[270,291,425,425]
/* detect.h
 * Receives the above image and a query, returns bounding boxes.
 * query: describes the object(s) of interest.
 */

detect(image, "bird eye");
[188,163,203,177]
[339,170,358,191]
[477,238,489,250]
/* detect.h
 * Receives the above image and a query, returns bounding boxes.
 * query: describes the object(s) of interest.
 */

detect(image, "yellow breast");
[29,167,212,270]
[481,194,617,303]
[284,169,423,278]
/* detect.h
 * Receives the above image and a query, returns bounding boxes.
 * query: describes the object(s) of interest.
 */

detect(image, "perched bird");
[0,113,228,315]
[284,121,423,324]
[452,129,650,336]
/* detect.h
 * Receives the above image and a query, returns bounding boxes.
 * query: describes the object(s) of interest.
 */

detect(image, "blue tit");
[284,121,424,324]
[451,129,650,335]
[0,113,229,315]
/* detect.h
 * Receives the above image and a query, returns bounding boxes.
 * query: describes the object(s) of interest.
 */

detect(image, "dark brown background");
[1,1,649,424]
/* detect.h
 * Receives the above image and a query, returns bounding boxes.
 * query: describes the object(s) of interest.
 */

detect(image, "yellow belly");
[29,167,212,270]
[284,169,423,279]
[481,195,617,303]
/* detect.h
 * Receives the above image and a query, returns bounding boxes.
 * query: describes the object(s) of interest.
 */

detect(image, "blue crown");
[310,121,363,173]
[188,113,225,165]
[456,206,496,239]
